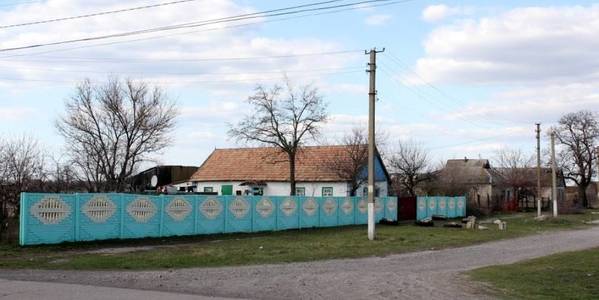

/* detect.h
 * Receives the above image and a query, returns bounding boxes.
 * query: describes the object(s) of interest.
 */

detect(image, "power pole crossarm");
[366,47,384,241]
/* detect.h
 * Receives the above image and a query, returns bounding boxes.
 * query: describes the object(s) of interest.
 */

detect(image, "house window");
[295,187,306,196]
[322,187,333,197]
[253,187,263,196]
[204,187,213,193]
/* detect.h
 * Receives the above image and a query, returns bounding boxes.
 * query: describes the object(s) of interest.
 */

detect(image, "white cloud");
[365,14,392,26]
[414,5,599,85]
[0,107,34,121]
[0,0,355,91]
[422,4,466,23]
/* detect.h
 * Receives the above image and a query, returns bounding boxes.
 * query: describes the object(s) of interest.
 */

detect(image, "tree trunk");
[289,152,296,196]
[349,182,358,197]
[578,184,589,208]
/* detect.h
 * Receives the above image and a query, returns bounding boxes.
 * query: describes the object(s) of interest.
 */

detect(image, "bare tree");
[327,128,368,196]
[229,81,327,195]
[0,135,45,240]
[57,78,178,192]
[552,110,599,208]
[492,147,535,193]
[388,140,431,197]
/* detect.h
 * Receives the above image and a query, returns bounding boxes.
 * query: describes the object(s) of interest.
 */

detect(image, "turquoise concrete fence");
[19,193,398,246]
[416,196,466,221]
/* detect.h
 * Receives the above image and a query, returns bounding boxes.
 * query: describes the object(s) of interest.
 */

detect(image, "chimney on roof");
[464,156,468,162]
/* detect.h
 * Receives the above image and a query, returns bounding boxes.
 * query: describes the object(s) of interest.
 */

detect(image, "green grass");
[469,247,599,299]
[0,210,597,270]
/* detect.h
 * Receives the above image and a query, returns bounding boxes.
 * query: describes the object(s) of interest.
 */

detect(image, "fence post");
[223,196,228,233]
[119,194,125,239]
[250,196,255,232]
[19,193,27,246]
[298,197,302,230]
[159,195,164,237]
[193,196,198,234]
[74,193,80,242]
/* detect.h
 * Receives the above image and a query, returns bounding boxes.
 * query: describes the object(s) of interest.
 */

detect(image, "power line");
[0,65,363,76]
[378,64,495,130]
[2,50,361,63]
[0,0,403,59]
[0,0,203,29]
[383,51,519,126]
[0,68,362,84]
[0,0,406,52]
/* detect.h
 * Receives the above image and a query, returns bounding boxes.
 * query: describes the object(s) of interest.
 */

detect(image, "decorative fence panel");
[20,193,398,246]
[416,196,467,221]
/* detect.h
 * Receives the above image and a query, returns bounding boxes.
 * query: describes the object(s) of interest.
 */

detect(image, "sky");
[1,0,598,170]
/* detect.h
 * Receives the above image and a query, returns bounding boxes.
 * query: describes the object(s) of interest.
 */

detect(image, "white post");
[551,131,558,217]
[366,47,384,240]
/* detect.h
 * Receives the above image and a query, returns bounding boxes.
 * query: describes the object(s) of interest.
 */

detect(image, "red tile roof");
[190,145,358,182]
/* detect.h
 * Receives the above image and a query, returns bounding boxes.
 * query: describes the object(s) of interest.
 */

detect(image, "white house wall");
[180,180,388,197]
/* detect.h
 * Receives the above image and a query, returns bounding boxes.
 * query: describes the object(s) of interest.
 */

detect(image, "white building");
[183,146,390,197]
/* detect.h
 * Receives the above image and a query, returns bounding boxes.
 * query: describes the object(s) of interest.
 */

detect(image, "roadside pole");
[551,130,558,217]
[536,123,542,218]
[366,47,384,241]
[596,147,599,205]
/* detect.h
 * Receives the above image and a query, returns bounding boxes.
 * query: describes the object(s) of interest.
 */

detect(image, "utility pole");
[536,123,542,218]
[366,47,384,241]
[596,147,599,204]
[551,130,558,217]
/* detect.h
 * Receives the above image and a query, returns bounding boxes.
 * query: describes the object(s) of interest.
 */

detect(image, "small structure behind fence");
[416,196,467,221]
[19,193,398,246]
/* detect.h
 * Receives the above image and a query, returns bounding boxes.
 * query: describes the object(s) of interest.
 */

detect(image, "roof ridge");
[213,144,352,151]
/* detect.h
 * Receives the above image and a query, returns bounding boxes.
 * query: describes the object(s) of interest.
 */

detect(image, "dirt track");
[2,226,599,299]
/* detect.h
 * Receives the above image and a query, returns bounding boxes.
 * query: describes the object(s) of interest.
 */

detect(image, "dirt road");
[2,226,599,299]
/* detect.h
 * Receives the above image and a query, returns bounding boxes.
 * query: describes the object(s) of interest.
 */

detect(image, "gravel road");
[2,226,599,299]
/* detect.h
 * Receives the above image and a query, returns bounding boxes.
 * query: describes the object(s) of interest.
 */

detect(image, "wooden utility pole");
[366,47,384,241]
[536,123,542,217]
[551,130,558,217]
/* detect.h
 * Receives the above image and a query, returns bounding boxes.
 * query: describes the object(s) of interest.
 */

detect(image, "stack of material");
[462,216,477,229]
[493,219,507,230]
[415,217,434,227]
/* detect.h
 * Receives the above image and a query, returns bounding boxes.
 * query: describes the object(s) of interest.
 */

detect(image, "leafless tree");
[327,128,368,196]
[552,110,599,208]
[492,147,535,194]
[388,140,431,197]
[56,78,178,192]
[229,81,328,195]
[0,135,45,240]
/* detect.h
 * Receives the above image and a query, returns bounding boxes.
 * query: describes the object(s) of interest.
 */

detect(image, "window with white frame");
[322,187,333,197]
[295,187,306,196]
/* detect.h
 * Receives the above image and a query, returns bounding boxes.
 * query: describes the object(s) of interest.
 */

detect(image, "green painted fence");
[19,193,398,246]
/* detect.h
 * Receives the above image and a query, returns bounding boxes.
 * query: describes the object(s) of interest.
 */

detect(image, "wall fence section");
[19,193,398,246]
[416,196,467,221]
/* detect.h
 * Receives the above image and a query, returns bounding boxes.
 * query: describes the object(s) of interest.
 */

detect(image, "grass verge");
[0,210,597,270]
[469,247,599,299]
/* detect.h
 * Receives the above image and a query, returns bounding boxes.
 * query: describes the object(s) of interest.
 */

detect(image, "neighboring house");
[565,183,598,209]
[424,158,566,214]
[130,165,199,193]
[491,167,566,212]
[183,146,390,197]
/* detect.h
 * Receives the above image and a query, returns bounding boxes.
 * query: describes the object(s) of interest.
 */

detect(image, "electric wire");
[0,0,204,29]
[0,0,406,52]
